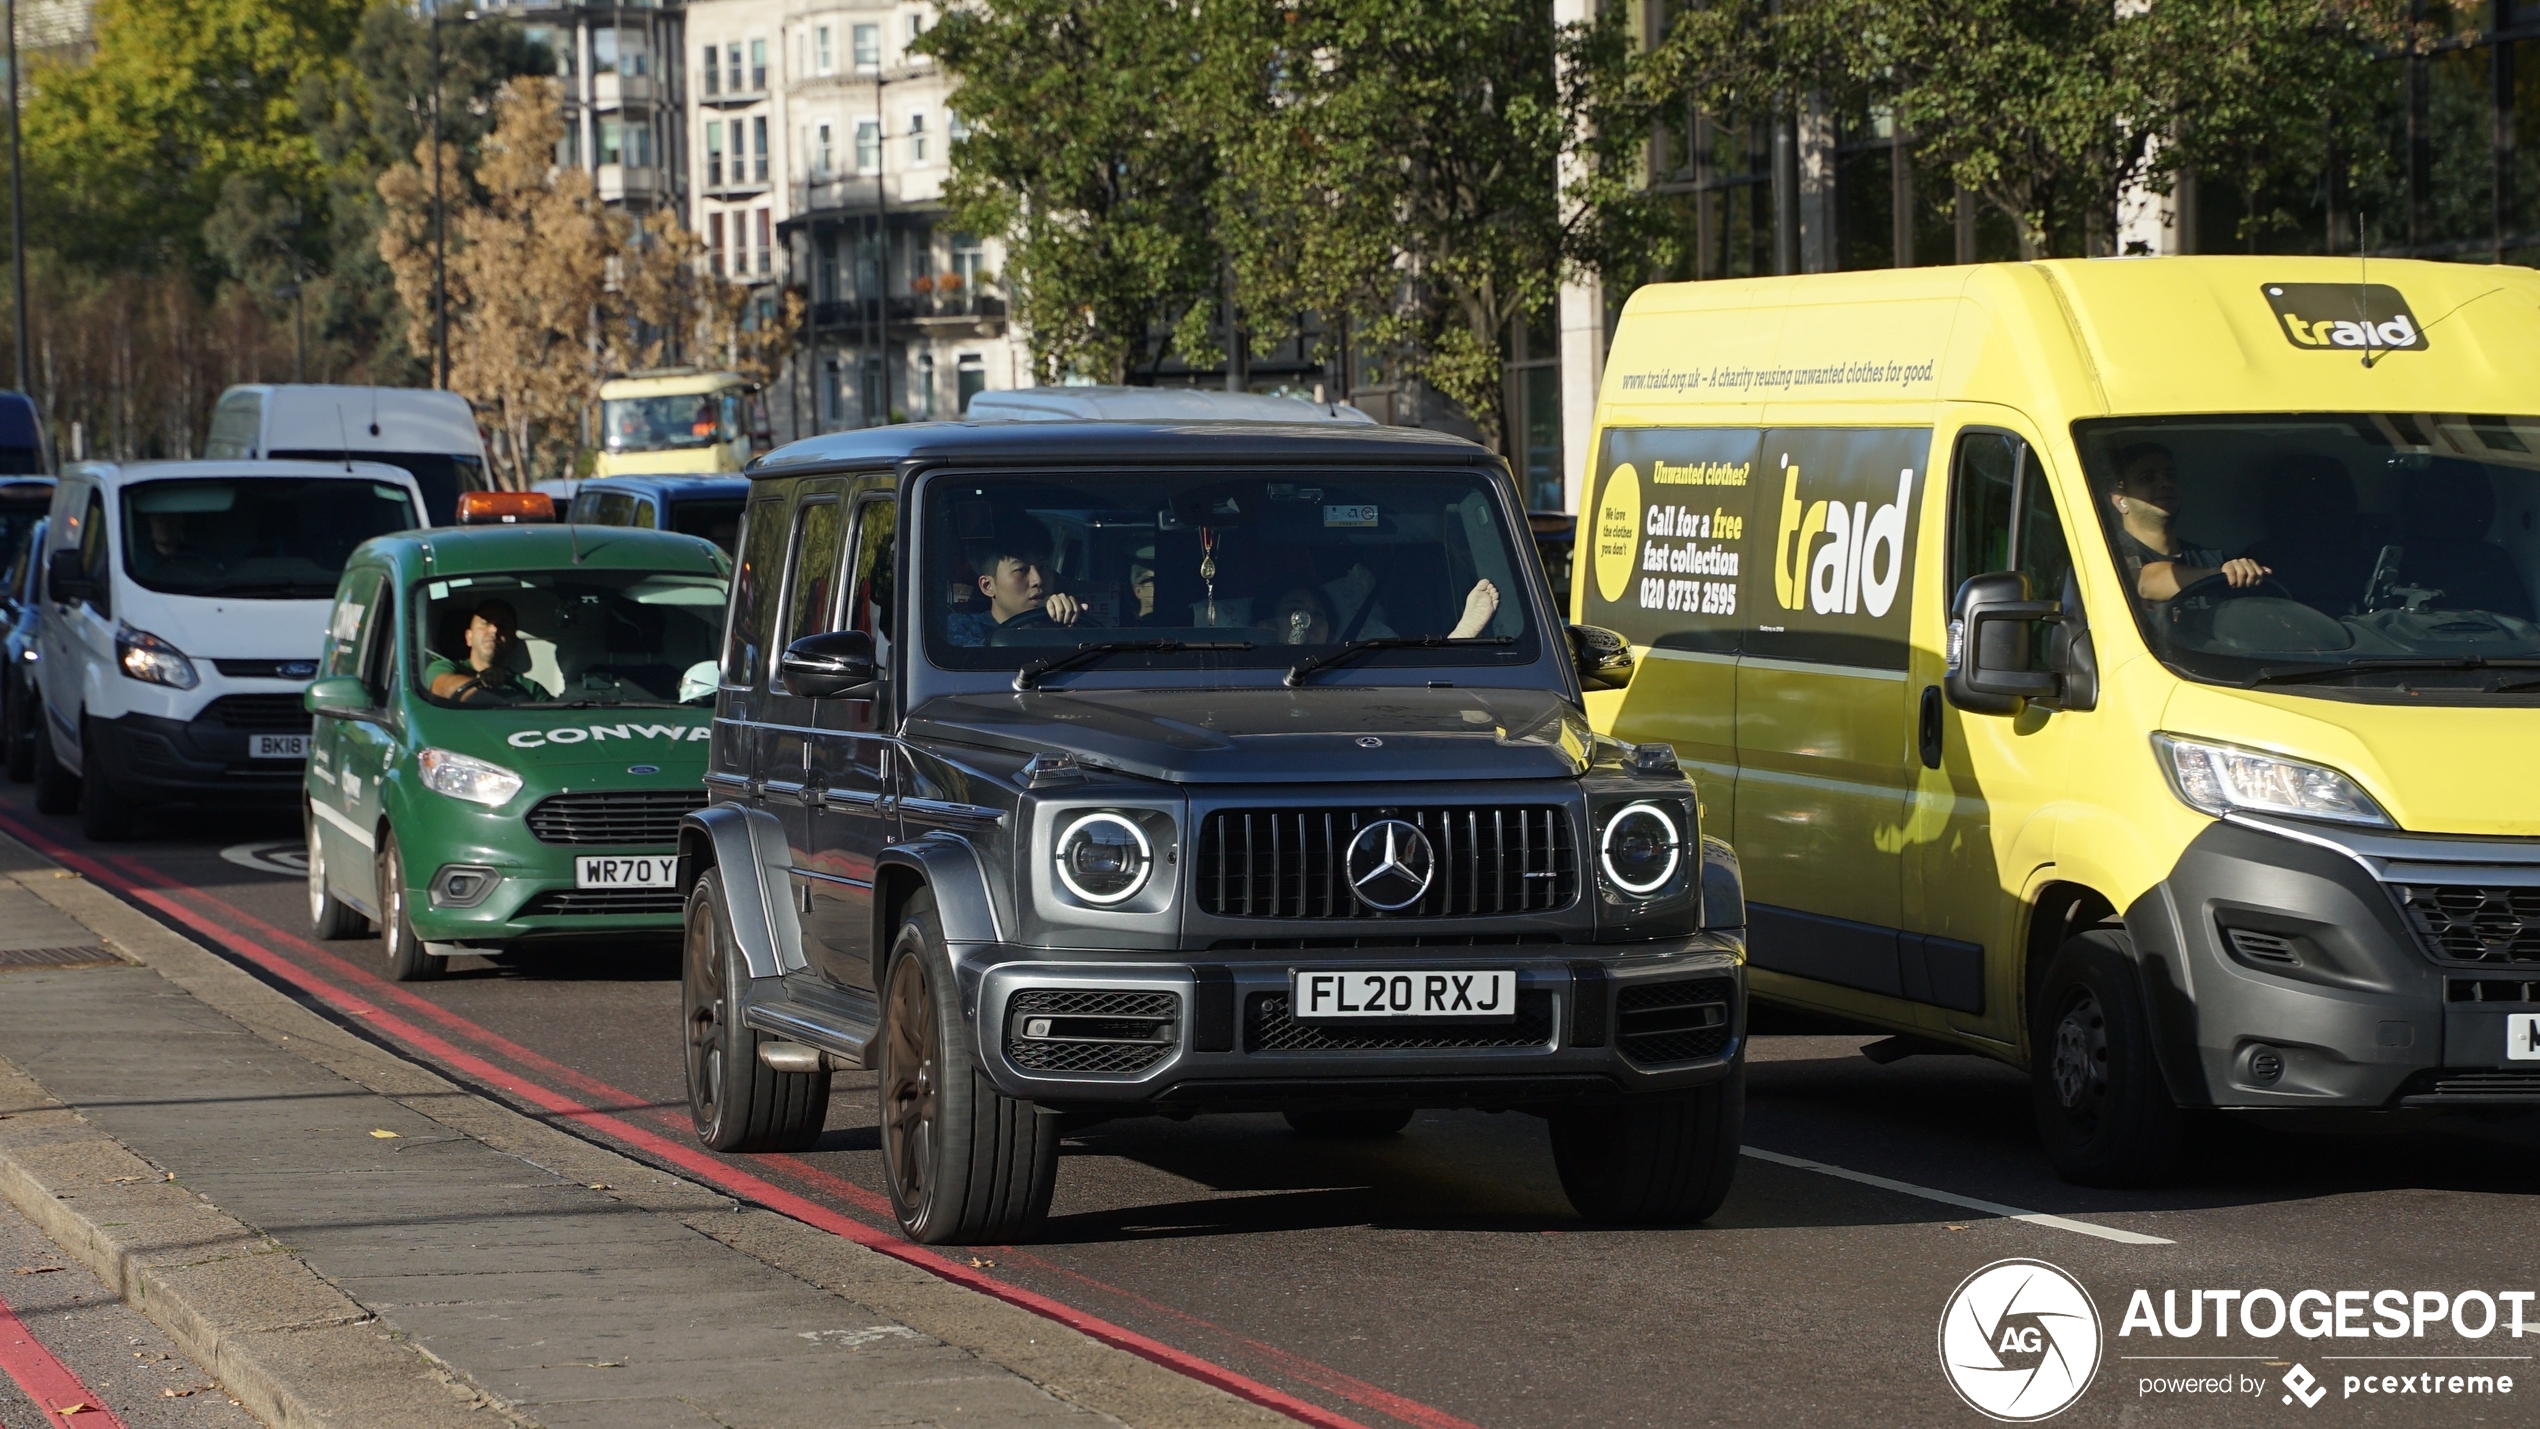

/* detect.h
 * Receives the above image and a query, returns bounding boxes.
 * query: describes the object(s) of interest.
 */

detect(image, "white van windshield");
[2076,414,2540,698]
[121,478,417,599]
[604,394,731,453]
[415,570,728,709]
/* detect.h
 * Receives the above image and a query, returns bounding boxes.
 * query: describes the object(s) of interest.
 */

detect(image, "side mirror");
[47,548,91,603]
[778,629,877,699]
[304,675,373,719]
[1568,624,1635,692]
[1945,571,2060,715]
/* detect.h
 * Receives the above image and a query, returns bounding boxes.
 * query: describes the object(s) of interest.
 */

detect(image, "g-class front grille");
[1005,988,1180,1075]
[1614,978,1734,1065]
[1198,806,1576,919]
[2392,884,2540,963]
[525,789,707,846]
[1243,990,1555,1052]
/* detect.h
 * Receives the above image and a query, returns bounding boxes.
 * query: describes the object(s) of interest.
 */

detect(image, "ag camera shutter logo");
[1940,1259,2103,1421]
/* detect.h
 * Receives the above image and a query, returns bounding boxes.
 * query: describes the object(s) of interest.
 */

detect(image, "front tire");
[77,720,133,841]
[1549,1067,1745,1224]
[306,809,365,940]
[2031,929,2180,1186]
[374,831,446,982]
[684,867,829,1151]
[29,705,74,814]
[879,890,1058,1245]
[1285,1107,1414,1138]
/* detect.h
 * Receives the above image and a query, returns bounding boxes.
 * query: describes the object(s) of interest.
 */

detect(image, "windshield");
[270,450,482,527]
[667,497,743,551]
[122,478,417,599]
[604,393,732,453]
[921,470,1538,678]
[2077,414,2540,698]
[415,568,728,709]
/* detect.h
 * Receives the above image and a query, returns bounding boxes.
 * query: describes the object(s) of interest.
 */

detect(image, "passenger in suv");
[680,421,1749,1243]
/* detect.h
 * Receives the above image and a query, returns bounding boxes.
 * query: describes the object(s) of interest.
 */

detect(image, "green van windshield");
[415,569,727,708]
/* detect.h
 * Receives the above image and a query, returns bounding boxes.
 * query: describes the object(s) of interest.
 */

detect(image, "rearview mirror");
[1568,624,1635,691]
[1945,572,2060,715]
[779,629,878,699]
[304,675,373,719]
[46,548,91,603]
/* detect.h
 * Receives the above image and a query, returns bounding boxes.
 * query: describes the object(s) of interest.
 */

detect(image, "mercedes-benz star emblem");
[1345,819,1435,912]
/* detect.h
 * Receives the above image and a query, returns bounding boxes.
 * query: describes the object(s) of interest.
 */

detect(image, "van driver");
[427,599,549,703]
[2108,443,2271,600]
[949,531,1082,646]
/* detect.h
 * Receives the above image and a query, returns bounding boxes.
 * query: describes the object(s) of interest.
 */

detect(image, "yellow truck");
[593,370,769,476]
[1579,256,2540,1183]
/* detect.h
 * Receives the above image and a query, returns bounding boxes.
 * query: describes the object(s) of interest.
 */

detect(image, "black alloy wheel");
[683,867,828,1152]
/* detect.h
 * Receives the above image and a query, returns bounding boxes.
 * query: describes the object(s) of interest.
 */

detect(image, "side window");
[78,489,107,581]
[780,497,845,652]
[324,570,386,678]
[845,497,898,645]
[355,585,398,701]
[722,496,788,687]
[633,498,658,530]
[1947,430,2071,603]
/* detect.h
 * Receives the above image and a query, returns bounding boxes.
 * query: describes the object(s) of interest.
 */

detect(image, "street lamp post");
[428,5,480,392]
[6,0,28,398]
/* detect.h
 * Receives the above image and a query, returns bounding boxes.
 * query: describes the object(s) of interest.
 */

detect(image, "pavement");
[0,831,1284,1429]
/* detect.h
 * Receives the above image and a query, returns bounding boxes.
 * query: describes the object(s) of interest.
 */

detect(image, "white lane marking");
[1741,1146,2175,1245]
[219,841,307,877]
[309,800,376,852]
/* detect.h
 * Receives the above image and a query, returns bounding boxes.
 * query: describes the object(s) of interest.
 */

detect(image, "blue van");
[566,476,748,553]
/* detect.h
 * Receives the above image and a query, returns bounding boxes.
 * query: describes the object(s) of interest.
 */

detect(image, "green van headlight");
[417,747,525,808]
[2151,733,2391,828]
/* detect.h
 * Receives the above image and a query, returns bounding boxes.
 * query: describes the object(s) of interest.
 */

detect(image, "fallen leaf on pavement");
[968,1257,997,1268]
[55,1402,92,1416]
[369,1129,400,1139]
[14,1266,63,1274]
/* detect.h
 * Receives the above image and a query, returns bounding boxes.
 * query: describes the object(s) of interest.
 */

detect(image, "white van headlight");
[1599,800,1684,895]
[2152,734,2391,828]
[417,747,524,807]
[115,625,198,690]
[1054,811,1154,905]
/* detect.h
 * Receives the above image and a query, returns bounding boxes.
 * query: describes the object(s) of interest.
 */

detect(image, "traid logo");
[1772,456,1914,618]
[2262,283,2427,352]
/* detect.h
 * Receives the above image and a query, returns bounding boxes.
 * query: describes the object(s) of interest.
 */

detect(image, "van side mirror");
[778,629,877,698]
[1568,624,1635,692]
[304,675,373,719]
[46,548,90,603]
[1945,572,2061,715]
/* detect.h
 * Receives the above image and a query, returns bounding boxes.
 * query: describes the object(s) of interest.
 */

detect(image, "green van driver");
[424,598,549,703]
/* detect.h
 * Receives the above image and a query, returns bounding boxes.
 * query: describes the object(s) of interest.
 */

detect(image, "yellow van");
[1580,256,2540,1185]
[594,370,770,476]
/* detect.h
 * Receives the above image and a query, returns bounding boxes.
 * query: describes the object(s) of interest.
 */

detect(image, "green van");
[301,524,729,979]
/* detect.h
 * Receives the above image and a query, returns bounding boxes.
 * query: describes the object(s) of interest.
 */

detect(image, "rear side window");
[722,496,787,688]
[780,497,845,652]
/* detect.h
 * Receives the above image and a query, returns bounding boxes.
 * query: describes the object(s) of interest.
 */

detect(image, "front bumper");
[2127,814,2540,1111]
[90,709,305,804]
[946,934,1745,1109]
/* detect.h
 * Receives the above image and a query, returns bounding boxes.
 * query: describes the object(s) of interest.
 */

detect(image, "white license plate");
[251,734,308,759]
[2509,1013,2540,1061]
[574,855,678,890]
[1292,969,1517,1021]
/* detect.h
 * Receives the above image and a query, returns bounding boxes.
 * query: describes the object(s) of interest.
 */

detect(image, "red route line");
[0,1287,131,1429]
[0,808,1482,1429]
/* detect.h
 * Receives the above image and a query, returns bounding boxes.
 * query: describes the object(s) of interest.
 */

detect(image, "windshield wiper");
[1284,635,1517,687]
[2247,656,2540,687]
[1013,639,1254,691]
[194,581,334,598]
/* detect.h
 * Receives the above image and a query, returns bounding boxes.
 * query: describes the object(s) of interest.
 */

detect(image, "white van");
[31,460,426,839]
[204,385,485,526]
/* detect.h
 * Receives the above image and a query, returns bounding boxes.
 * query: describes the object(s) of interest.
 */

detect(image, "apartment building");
[688,0,1020,430]
[482,0,687,217]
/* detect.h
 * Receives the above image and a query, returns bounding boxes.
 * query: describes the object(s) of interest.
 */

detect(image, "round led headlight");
[1600,801,1682,896]
[1054,812,1153,905]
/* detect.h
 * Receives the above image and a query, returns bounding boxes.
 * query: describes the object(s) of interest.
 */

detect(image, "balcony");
[595,163,661,204]
[699,86,768,109]
[810,291,1008,331]
[592,72,654,110]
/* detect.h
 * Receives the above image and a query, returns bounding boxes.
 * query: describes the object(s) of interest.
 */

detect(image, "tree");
[917,0,1224,384]
[614,211,804,389]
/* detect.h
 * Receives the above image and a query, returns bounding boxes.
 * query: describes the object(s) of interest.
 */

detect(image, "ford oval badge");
[1356,736,1383,748]
[628,764,660,775]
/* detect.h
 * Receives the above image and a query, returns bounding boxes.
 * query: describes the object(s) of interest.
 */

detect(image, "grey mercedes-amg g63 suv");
[676,420,1747,1244]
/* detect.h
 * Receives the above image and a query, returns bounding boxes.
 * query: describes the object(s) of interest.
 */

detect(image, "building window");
[710,213,726,276]
[818,241,838,302]
[706,122,723,185]
[598,116,624,165]
[918,352,937,418]
[626,123,652,168]
[825,358,843,424]
[700,44,719,96]
[816,121,834,176]
[816,25,833,75]
[726,42,742,93]
[906,13,926,46]
[909,112,926,166]
[618,30,649,78]
[593,28,620,75]
[948,109,969,144]
[852,24,880,73]
[957,353,985,413]
[749,38,768,90]
[855,119,880,175]
[757,209,773,276]
[752,116,769,182]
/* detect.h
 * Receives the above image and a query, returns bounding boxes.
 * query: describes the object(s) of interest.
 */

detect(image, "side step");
[743,990,880,1070]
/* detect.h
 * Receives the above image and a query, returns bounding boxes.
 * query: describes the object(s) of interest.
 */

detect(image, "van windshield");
[604,394,729,453]
[415,569,727,709]
[2076,414,2540,698]
[270,450,482,527]
[921,471,1538,678]
[121,478,417,599]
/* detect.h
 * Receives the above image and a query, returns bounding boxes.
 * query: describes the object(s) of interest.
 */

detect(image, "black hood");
[904,686,1594,785]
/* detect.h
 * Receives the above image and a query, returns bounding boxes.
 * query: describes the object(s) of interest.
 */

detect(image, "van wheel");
[29,709,74,814]
[2032,929,2180,1186]
[374,831,445,982]
[879,890,1058,1245]
[684,867,829,1152]
[1549,1066,1745,1224]
[77,722,133,841]
[1285,1107,1414,1138]
[2,684,32,784]
[306,809,365,940]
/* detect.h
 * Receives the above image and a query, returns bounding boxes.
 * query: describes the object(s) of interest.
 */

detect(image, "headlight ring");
[1600,800,1682,896]
[1055,811,1154,905]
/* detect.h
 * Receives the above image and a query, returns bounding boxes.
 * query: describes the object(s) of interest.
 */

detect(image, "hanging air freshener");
[1199,526,1220,626]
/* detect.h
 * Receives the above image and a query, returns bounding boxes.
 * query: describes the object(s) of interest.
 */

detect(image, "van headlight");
[1599,799,1685,896]
[2151,733,2391,828]
[115,625,198,690]
[1055,811,1154,905]
[417,747,524,807]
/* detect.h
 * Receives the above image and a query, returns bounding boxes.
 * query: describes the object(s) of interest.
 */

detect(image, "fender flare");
[1698,834,1745,933]
[677,802,803,981]
[871,832,1003,981]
